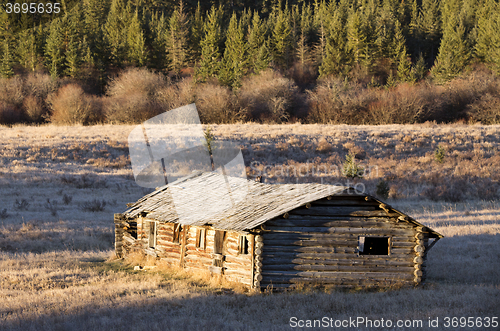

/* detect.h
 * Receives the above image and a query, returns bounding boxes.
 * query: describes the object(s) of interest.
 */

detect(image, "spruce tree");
[346,10,368,67]
[271,5,293,70]
[319,3,348,77]
[196,5,223,80]
[296,3,313,70]
[127,10,147,66]
[104,0,127,66]
[1,41,14,78]
[431,15,471,81]
[219,13,247,88]
[190,2,204,62]
[166,1,189,74]
[247,11,269,73]
[16,28,37,72]
[45,19,64,78]
[475,0,500,73]
[150,12,168,70]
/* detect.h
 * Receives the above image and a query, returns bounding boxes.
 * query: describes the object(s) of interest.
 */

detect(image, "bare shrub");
[22,95,45,122]
[24,72,57,99]
[0,76,24,106]
[44,199,59,216]
[105,68,168,123]
[195,81,243,123]
[0,208,8,219]
[62,194,73,205]
[14,199,30,211]
[157,77,195,111]
[80,199,106,212]
[60,173,107,189]
[0,101,22,125]
[237,70,300,123]
[466,93,500,124]
[49,84,103,125]
[306,77,375,124]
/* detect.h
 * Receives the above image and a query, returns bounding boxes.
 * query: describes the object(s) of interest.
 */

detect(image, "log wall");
[259,196,428,289]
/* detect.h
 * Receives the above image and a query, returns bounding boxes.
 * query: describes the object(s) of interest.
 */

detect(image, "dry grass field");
[0,123,499,330]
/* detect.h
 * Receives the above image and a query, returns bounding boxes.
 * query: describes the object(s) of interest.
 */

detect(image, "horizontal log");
[312,199,380,206]
[255,274,263,281]
[290,207,398,217]
[266,219,413,229]
[264,246,357,254]
[263,230,415,239]
[259,278,413,286]
[261,274,414,282]
[413,256,423,264]
[261,257,415,266]
[263,239,358,247]
[261,264,415,273]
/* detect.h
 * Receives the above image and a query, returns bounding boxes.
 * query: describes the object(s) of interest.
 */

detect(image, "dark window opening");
[148,222,157,249]
[359,236,390,255]
[214,230,225,255]
[173,224,182,244]
[127,221,137,239]
[238,235,249,255]
[196,228,206,249]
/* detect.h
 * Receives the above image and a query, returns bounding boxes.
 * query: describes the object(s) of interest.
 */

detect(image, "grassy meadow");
[0,123,499,330]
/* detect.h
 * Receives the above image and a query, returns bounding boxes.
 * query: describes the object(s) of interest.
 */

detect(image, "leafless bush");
[60,173,107,189]
[0,208,8,219]
[0,76,24,106]
[194,81,243,123]
[48,84,103,125]
[80,199,106,212]
[306,77,375,124]
[62,194,73,205]
[22,95,45,122]
[44,199,59,216]
[24,72,57,99]
[106,68,167,99]
[237,70,301,123]
[14,199,30,211]
[466,93,500,124]
[156,77,195,111]
[0,101,22,125]
[105,68,168,123]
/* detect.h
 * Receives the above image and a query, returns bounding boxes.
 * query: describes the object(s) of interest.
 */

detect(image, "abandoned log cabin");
[115,171,443,289]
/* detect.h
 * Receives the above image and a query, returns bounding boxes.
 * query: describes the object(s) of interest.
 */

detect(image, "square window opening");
[358,236,390,255]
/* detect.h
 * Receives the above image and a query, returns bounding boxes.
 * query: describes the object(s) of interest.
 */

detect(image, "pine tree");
[16,28,37,72]
[196,5,223,80]
[127,10,147,66]
[190,2,204,62]
[247,11,269,73]
[83,0,109,68]
[392,20,412,82]
[296,3,313,70]
[104,0,127,66]
[319,3,348,77]
[166,1,189,74]
[271,5,293,70]
[219,13,247,88]
[45,18,64,78]
[65,3,85,77]
[1,41,14,78]
[346,10,368,67]
[418,0,442,64]
[150,12,168,70]
[475,0,500,73]
[431,15,471,81]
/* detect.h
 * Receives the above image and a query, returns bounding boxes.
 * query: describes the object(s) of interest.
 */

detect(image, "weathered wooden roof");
[122,171,443,238]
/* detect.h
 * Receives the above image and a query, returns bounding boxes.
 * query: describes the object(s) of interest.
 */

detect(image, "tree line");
[1,0,499,87]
